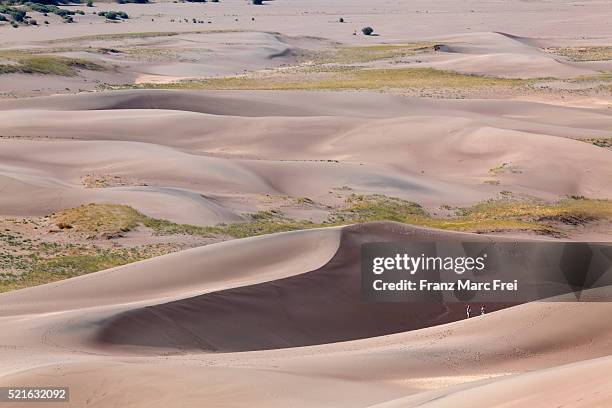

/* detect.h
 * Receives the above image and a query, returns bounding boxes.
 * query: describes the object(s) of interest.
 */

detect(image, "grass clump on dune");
[332,194,428,223]
[52,204,143,238]
[213,211,316,238]
[0,51,104,76]
[582,137,612,149]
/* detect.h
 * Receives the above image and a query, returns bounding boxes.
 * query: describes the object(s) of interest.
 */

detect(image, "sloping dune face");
[416,32,600,79]
[0,226,612,407]
[96,223,515,352]
[0,227,343,315]
[0,90,610,223]
[378,356,612,408]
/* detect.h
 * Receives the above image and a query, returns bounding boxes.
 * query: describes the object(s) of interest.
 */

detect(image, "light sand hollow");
[0,90,610,224]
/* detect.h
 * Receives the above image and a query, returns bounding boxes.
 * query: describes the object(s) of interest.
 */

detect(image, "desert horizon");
[0,0,611,407]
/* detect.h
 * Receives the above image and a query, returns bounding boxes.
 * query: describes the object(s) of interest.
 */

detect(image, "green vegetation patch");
[53,195,612,241]
[0,4,27,22]
[28,3,83,18]
[571,72,612,83]
[52,203,144,238]
[489,162,522,175]
[0,219,177,292]
[330,194,612,234]
[0,2,85,26]
[310,43,435,64]
[582,137,612,148]
[145,212,316,239]
[546,46,612,62]
[53,204,316,239]
[97,10,129,20]
[432,196,612,233]
[3,195,611,292]
[48,29,246,43]
[0,242,174,293]
[126,67,525,91]
[0,51,104,76]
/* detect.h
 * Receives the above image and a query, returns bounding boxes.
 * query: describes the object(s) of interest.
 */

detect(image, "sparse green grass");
[51,204,315,239]
[52,204,143,238]
[141,210,316,239]
[0,51,104,76]
[52,195,612,241]
[213,213,316,238]
[546,46,612,62]
[582,137,612,148]
[47,29,246,43]
[489,162,522,175]
[333,194,612,234]
[571,72,612,83]
[3,195,611,292]
[0,220,175,292]
[431,197,612,232]
[310,43,435,64]
[483,179,500,185]
[333,194,428,223]
[121,47,180,61]
[0,245,174,293]
[124,67,526,91]
[333,194,534,233]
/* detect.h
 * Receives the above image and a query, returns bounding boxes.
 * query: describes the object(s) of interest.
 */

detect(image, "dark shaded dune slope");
[0,90,313,117]
[96,222,516,352]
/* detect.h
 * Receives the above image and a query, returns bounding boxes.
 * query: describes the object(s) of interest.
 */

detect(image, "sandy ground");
[1,0,611,407]
[0,90,610,224]
[1,223,612,407]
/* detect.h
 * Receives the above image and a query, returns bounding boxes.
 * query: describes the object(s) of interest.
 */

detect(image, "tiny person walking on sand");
[481,305,486,315]
[466,305,472,318]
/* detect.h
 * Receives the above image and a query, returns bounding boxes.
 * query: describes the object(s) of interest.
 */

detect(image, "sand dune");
[95,223,516,352]
[1,224,611,407]
[377,356,612,408]
[0,90,610,222]
[3,0,612,45]
[0,227,342,315]
[1,0,611,406]
[418,32,600,78]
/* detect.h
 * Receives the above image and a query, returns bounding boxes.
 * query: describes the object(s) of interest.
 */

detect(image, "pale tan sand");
[0,226,342,314]
[374,356,612,407]
[1,0,611,406]
[3,0,612,46]
[0,224,611,407]
[0,90,610,223]
[412,32,612,79]
[1,0,612,95]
